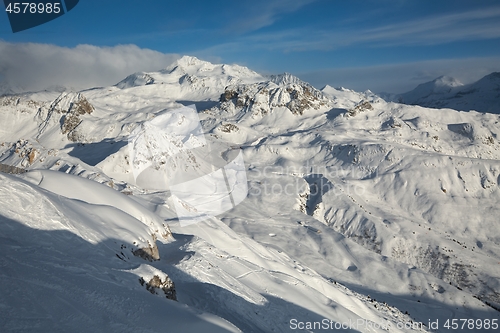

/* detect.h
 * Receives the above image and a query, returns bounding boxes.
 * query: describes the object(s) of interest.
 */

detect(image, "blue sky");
[1,0,500,93]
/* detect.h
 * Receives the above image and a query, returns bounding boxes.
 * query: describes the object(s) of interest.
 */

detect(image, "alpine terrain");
[0,56,499,332]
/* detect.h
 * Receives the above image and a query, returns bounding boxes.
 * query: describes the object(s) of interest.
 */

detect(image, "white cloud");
[2,41,498,97]
[297,57,500,93]
[0,42,179,92]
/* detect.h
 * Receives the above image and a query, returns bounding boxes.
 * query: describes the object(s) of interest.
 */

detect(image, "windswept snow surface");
[0,172,240,333]
[1,56,500,332]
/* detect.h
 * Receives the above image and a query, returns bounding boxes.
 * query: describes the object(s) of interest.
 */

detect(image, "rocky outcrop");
[217,123,239,133]
[60,94,95,141]
[346,100,373,117]
[139,274,177,301]
[32,92,95,142]
[0,163,26,174]
[132,236,160,261]
[217,73,329,116]
[4,139,42,168]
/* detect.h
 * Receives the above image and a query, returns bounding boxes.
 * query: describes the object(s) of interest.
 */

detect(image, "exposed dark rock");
[0,163,26,174]
[347,101,373,117]
[133,244,160,261]
[219,123,239,133]
[139,275,177,301]
[61,94,95,142]
[220,90,238,102]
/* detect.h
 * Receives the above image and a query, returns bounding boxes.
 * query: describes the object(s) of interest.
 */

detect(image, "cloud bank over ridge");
[1,41,499,95]
[0,42,179,92]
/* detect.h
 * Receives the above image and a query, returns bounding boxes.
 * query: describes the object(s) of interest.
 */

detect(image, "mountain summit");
[115,55,264,97]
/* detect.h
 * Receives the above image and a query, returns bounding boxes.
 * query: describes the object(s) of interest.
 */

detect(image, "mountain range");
[384,72,500,114]
[0,56,499,332]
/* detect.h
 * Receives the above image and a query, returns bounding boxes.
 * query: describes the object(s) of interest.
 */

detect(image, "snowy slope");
[321,85,379,109]
[1,56,500,332]
[0,172,241,333]
[392,73,500,114]
[0,171,439,333]
[197,84,500,312]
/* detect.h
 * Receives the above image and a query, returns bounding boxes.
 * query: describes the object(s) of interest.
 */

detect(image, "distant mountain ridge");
[390,72,500,114]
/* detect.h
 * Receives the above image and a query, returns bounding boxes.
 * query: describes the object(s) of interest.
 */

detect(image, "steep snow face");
[6,171,165,260]
[393,73,500,114]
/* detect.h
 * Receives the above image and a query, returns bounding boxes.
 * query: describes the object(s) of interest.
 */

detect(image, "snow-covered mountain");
[1,56,499,332]
[391,73,500,114]
[115,55,264,102]
[321,85,380,109]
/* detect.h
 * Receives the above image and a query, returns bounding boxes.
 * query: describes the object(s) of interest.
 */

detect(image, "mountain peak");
[397,75,463,102]
[431,75,463,87]
[168,55,214,70]
[269,72,307,86]
[115,55,264,100]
